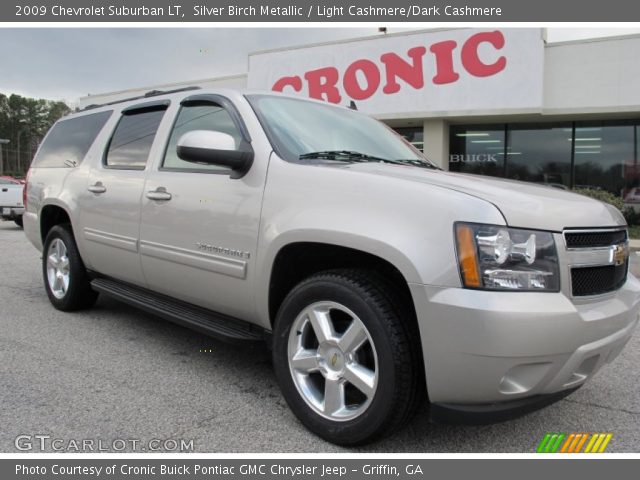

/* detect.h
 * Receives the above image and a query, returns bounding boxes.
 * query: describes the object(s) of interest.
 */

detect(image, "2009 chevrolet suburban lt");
[23,87,640,445]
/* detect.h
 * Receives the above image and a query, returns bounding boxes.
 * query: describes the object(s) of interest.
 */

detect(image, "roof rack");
[80,86,201,112]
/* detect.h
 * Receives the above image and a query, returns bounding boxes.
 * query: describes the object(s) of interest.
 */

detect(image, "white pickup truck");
[0,178,24,227]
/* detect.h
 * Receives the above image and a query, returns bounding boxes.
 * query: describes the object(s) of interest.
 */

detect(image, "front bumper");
[410,274,640,406]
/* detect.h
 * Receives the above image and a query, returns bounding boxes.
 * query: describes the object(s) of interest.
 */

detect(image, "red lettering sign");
[270,30,508,104]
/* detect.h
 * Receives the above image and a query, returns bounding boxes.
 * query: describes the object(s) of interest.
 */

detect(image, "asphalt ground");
[1,220,639,453]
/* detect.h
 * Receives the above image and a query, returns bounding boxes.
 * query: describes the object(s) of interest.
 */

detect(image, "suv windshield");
[246,94,437,168]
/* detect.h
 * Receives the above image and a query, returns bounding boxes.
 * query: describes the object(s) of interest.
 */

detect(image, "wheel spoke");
[323,378,344,415]
[52,275,62,292]
[344,363,376,398]
[55,240,64,259]
[59,256,69,272]
[291,349,319,373]
[338,320,368,354]
[308,308,334,343]
[47,254,59,268]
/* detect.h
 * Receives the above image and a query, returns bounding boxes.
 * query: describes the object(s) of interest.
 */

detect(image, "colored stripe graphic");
[537,433,613,453]
[537,433,565,453]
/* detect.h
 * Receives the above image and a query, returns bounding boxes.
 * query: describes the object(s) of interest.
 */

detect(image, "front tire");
[273,269,424,445]
[43,224,98,311]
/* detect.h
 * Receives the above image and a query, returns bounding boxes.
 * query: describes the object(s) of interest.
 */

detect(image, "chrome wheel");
[287,301,378,421]
[46,238,70,299]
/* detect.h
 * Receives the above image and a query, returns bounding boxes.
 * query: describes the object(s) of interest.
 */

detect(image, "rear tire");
[14,216,23,228]
[272,269,424,446]
[43,224,98,311]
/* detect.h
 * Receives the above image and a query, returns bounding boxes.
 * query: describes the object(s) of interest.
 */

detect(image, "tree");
[0,93,71,177]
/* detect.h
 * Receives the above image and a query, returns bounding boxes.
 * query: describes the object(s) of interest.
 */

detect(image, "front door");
[138,95,267,320]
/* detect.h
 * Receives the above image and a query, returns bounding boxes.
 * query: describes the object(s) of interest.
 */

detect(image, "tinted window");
[163,104,241,171]
[449,125,505,177]
[572,122,634,197]
[395,127,424,152]
[32,111,112,168]
[106,109,166,169]
[505,123,572,188]
[0,178,18,185]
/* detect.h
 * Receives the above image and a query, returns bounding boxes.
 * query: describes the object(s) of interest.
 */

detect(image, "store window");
[573,122,634,198]
[505,123,572,189]
[621,124,640,203]
[449,125,505,177]
[449,120,640,198]
[395,127,424,152]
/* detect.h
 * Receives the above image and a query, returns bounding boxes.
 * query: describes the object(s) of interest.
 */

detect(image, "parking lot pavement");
[1,220,640,453]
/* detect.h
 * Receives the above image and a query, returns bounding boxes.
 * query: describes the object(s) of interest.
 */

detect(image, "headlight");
[455,223,559,291]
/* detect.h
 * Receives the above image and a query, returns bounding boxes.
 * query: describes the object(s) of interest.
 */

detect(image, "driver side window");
[162,103,242,172]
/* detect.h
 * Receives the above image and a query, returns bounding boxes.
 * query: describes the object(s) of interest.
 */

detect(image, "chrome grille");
[564,228,629,297]
[571,262,628,296]
[564,229,627,249]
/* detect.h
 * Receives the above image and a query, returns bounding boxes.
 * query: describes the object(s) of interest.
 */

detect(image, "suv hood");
[347,164,625,232]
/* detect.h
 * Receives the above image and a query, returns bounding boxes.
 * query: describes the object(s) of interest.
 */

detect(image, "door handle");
[87,182,106,194]
[146,187,172,201]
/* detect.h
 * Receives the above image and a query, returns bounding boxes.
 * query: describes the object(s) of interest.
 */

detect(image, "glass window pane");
[631,125,640,203]
[106,109,165,169]
[573,122,633,198]
[163,104,242,172]
[505,123,572,189]
[449,125,505,176]
[33,111,112,168]
[395,127,424,152]
[247,95,426,164]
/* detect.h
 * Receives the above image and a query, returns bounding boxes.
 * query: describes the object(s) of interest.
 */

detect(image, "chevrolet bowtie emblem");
[612,243,629,266]
[331,353,338,367]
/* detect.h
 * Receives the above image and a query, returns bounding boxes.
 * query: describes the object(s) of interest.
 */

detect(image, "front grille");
[565,229,627,248]
[571,262,628,296]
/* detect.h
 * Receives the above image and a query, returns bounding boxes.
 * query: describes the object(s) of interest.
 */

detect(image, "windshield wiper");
[393,159,441,170]
[299,150,400,164]
[299,151,440,169]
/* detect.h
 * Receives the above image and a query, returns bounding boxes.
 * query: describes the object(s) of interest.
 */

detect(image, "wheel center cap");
[317,343,345,375]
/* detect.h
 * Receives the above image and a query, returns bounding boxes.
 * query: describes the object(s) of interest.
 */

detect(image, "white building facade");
[80,28,640,202]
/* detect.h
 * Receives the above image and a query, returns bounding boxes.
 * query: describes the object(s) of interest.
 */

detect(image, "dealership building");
[80,28,640,203]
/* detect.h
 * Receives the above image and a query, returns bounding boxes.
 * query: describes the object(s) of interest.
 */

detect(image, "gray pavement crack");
[562,397,640,416]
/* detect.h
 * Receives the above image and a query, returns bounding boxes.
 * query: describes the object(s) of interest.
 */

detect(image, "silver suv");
[23,88,640,445]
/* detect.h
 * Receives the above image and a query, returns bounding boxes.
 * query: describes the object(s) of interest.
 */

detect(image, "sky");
[1,27,639,104]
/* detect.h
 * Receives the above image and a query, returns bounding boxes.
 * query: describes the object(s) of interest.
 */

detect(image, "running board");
[91,277,265,343]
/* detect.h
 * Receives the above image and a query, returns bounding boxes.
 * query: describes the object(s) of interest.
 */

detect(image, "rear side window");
[31,111,112,168]
[105,108,166,169]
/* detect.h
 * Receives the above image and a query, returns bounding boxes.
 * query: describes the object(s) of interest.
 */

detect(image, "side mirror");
[176,130,253,179]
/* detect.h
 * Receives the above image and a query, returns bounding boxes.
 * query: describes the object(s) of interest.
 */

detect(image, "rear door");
[138,94,268,320]
[78,101,168,287]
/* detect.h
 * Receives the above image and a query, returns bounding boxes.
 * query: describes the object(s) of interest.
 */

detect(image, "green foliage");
[0,93,71,177]
[573,188,638,226]
[572,188,625,211]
